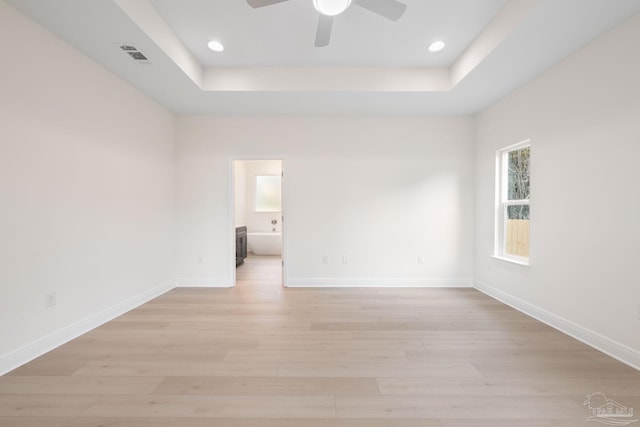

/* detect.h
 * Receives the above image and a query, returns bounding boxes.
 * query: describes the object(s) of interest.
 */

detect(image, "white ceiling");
[7,0,640,115]
[150,0,507,67]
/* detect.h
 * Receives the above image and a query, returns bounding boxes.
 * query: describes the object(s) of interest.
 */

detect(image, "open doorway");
[232,159,284,288]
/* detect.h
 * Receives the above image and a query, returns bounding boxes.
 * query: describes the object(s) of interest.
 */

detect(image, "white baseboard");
[287,277,474,288]
[474,279,640,371]
[174,277,233,287]
[0,279,176,376]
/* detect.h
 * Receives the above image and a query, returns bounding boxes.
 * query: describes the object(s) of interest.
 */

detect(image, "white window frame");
[494,140,530,265]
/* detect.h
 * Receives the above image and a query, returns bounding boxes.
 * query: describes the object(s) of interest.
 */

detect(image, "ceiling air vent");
[119,44,149,62]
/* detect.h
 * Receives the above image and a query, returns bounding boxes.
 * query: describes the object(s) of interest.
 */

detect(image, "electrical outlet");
[342,255,348,265]
[44,292,56,308]
[322,255,329,265]
[418,256,424,264]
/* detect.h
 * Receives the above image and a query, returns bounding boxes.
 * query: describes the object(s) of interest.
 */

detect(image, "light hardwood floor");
[1,255,639,426]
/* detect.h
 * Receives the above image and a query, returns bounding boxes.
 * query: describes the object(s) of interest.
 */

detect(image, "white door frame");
[228,156,287,287]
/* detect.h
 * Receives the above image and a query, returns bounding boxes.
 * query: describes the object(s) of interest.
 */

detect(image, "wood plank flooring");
[1,255,639,426]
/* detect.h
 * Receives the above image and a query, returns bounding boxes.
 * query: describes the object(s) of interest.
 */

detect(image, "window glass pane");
[507,204,529,220]
[507,146,530,200]
[255,175,281,212]
[506,204,529,257]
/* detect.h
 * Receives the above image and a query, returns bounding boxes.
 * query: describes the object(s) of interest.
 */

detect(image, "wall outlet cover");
[45,292,56,308]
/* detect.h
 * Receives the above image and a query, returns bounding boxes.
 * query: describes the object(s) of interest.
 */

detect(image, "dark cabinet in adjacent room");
[236,226,247,266]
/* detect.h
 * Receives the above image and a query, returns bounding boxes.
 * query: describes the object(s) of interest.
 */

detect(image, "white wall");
[474,13,640,368]
[0,2,176,373]
[176,116,475,287]
[233,160,246,227]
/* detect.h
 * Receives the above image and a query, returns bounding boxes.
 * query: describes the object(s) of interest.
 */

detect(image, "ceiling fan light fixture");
[313,0,352,16]
[207,40,225,52]
[428,40,446,53]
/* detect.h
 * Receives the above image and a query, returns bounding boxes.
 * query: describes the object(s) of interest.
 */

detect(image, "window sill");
[490,255,530,268]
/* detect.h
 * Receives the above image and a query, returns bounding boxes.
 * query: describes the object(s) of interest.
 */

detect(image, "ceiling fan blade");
[246,0,291,8]
[353,0,406,21]
[314,14,334,47]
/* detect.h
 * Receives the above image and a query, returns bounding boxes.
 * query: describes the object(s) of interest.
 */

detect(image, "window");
[255,175,282,212]
[495,141,530,263]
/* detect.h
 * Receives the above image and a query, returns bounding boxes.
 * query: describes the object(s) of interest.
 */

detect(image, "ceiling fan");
[247,0,407,47]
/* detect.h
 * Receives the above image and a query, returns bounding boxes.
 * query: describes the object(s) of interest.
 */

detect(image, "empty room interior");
[1,0,640,425]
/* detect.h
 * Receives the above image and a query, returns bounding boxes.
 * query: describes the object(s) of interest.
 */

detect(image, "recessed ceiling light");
[313,0,352,16]
[428,40,445,53]
[207,40,224,53]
